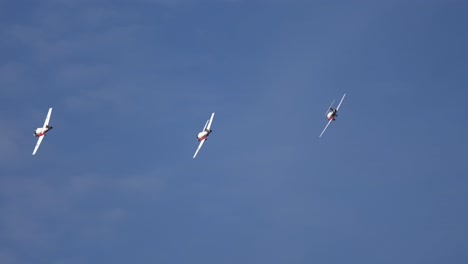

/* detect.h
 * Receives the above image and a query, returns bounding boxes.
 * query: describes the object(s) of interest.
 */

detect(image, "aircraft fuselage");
[197,129,212,141]
[326,109,338,121]
[34,125,53,137]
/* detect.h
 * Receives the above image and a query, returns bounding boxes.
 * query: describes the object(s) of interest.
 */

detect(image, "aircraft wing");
[43,108,53,128]
[202,119,209,131]
[32,135,45,155]
[336,94,346,111]
[326,99,335,114]
[206,112,215,131]
[319,119,333,138]
[193,139,206,159]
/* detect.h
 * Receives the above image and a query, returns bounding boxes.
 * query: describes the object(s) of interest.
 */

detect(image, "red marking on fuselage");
[35,131,48,137]
[198,136,207,141]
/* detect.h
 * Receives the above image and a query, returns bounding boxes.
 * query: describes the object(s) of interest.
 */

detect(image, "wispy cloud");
[0,168,167,262]
[1,3,153,112]
[0,121,22,165]
[0,250,18,264]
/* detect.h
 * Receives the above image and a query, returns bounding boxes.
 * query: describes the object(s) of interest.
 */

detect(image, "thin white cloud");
[0,168,167,262]
[1,3,154,113]
[0,250,18,264]
[0,121,21,165]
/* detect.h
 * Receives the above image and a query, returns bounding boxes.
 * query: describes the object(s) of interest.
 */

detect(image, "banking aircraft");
[319,94,346,138]
[32,108,53,155]
[193,112,215,159]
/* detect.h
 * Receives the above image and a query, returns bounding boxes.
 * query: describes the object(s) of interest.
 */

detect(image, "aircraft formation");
[32,94,346,157]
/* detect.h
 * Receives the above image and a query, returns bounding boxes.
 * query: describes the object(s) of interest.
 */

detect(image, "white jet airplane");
[32,108,53,155]
[193,112,215,159]
[319,94,346,138]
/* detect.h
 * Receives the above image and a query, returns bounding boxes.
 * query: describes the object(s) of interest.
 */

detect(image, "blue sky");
[1,1,468,263]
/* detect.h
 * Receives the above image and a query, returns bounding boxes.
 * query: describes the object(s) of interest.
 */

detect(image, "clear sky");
[1,1,468,263]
